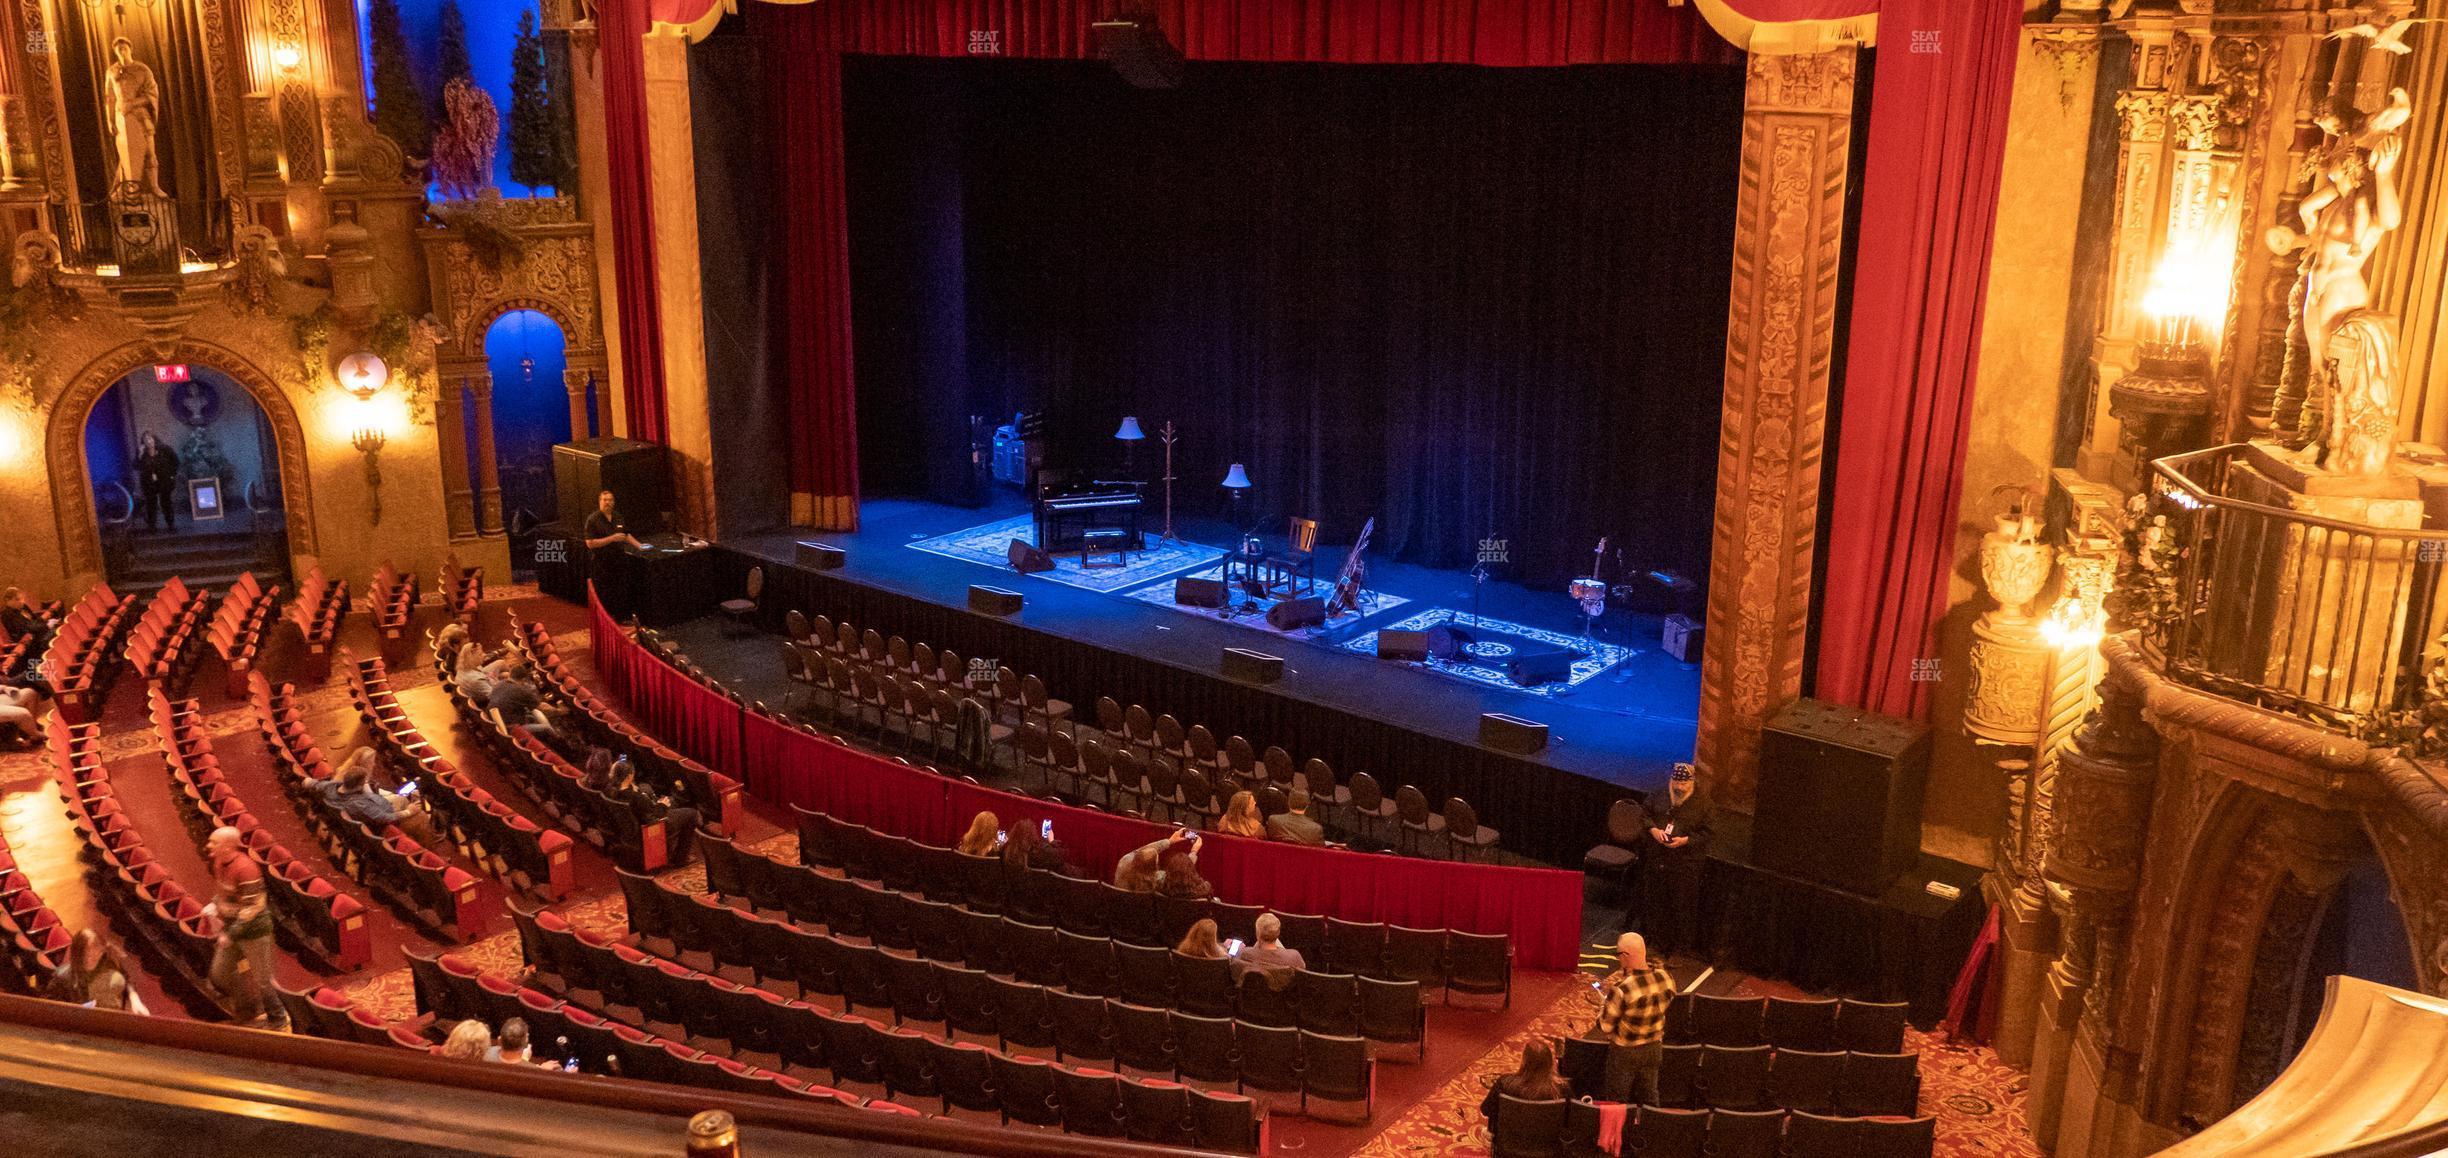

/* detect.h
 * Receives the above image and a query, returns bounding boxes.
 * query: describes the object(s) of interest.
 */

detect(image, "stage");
[692,495,1701,865]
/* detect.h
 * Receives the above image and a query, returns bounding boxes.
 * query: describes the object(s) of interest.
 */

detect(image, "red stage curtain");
[599,0,671,444]
[757,7,861,530]
[593,591,1583,969]
[1812,0,2020,720]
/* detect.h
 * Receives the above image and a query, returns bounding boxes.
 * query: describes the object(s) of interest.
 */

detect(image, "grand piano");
[1034,471,1144,553]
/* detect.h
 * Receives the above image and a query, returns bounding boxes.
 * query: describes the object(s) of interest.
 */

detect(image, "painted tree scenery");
[508,10,569,193]
[365,0,430,158]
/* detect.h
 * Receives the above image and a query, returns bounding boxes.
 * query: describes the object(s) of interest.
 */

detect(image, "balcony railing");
[47,190,234,273]
[2147,444,2448,739]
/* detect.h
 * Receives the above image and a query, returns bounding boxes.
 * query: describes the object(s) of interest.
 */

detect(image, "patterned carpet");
[906,514,1227,593]
[1339,607,1637,698]
[1346,971,2037,1158]
[1124,562,1409,638]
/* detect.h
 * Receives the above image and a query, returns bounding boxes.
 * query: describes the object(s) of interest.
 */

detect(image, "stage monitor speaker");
[1174,576,1229,609]
[1480,713,1549,754]
[1507,649,1575,687]
[1091,16,1183,88]
[968,586,1024,616]
[1007,539,1056,574]
[796,542,846,571]
[1222,647,1285,683]
[1266,597,1328,632]
[1427,625,1476,660]
[554,438,671,535]
[1753,698,1931,897]
[1661,614,1703,663]
[1377,630,1430,662]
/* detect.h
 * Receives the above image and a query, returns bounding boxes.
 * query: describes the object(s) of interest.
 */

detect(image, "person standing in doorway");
[135,432,180,532]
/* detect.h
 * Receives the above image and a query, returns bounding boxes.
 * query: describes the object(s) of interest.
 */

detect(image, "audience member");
[1265,786,1326,845]
[1157,846,1215,901]
[1481,1039,1573,1123]
[609,755,698,864]
[1113,830,1197,892]
[50,929,137,1013]
[1175,917,1228,960]
[1002,818,1068,873]
[434,622,469,663]
[319,752,437,846]
[0,681,46,746]
[579,747,616,794]
[0,587,55,653]
[487,1017,533,1063]
[957,810,1002,857]
[202,826,285,1030]
[488,665,553,734]
[441,1019,492,1060]
[135,432,180,531]
[1230,912,1307,987]
[1218,791,1266,837]
[1593,932,1674,1105]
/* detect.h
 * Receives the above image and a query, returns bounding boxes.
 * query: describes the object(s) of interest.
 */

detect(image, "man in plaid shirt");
[1593,932,1674,1104]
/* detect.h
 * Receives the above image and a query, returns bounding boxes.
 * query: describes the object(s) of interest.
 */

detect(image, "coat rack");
[1157,420,1182,545]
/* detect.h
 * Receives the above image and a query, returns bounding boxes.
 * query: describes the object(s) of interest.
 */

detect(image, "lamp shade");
[1114,416,1146,441]
[336,352,389,398]
[1221,463,1251,489]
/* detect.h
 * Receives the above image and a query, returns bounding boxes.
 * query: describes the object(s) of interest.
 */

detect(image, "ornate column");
[1963,491,2057,1066]
[2076,22,2181,482]
[641,30,715,536]
[2031,652,2161,1150]
[437,369,479,539]
[1694,49,1857,810]
[564,366,594,440]
[469,372,505,534]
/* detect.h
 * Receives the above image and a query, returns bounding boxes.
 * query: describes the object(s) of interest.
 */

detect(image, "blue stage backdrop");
[839,57,1743,593]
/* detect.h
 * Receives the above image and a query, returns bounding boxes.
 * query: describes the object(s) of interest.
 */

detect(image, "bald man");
[202,826,285,1029]
[1592,932,1674,1104]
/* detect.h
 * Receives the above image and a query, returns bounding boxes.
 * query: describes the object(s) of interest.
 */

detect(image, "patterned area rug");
[1339,608,1634,698]
[1123,563,1408,639]
[905,515,1225,594]
[1348,967,2037,1158]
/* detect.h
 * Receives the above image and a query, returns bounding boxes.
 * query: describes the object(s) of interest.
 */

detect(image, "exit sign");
[153,364,190,383]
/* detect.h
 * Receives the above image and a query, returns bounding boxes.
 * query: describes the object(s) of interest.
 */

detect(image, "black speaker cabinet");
[796,542,846,570]
[1266,597,1328,632]
[1753,698,1931,897]
[1174,576,1229,608]
[1427,624,1476,660]
[968,586,1024,616]
[1480,713,1549,754]
[1377,630,1430,662]
[554,438,671,533]
[1007,539,1056,573]
[1507,649,1575,686]
[1222,647,1285,683]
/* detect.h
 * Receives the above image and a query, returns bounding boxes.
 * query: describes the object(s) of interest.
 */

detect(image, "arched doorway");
[483,308,571,535]
[82,363,292,593]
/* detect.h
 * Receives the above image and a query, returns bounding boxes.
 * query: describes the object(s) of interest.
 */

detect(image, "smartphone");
[1226,939,1245,956]
[397,781,419,797]
[1040,819,1053,841]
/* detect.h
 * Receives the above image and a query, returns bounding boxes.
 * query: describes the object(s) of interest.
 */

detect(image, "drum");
[1570,577,1607,617]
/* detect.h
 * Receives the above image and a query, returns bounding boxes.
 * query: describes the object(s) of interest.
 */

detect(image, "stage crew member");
[583,489,642,613]
[1636,762,1712,958]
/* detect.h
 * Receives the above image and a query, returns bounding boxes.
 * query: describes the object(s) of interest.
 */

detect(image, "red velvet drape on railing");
[598,0,670,445]
[591,591,1585,970]
[1811,0,2020,720]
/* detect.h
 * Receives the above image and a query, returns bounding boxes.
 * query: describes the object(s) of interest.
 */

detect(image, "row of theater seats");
[280,968,951,1129]
[146,688,370,970]
[369,564,420,646]
[51,584,138,723]
[511,615,745,834]
[494,908,1272,1146]
[433,632,674,873]
[0,816,69,993]
[782,806,1514,1001]
[125,577,211,691]
[1567,1040,1921,1118]
[1667,991,1910,1053]
[50,722,236,1016]
[344,653,574,901]
[438,557,483,626]
[764,608,1505,860]
[250,673,486,938]
[1489,1096,1936,1158]
[287,567,347,680]
[629,862,1429,1060]
[204,572,282,698]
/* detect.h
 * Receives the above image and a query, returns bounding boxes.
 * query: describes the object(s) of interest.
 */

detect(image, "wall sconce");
[272,43,304,73]
[337,351,389,399]
[337,352,390,523]
[353,423,386,525]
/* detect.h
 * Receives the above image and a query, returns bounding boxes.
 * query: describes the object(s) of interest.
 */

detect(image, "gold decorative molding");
[1695,48,1856,810]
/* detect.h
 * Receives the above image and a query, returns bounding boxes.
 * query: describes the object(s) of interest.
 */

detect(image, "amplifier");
[1006,539,1056,574]
[1174,576,1229,609]
[1507,649,1575,686]
[1266,597,1328,632]
[1480,713,1549,754]
[796,542,846,570]
[1753,697,1931,896]
[1222,647,1285,683]
[1377,630,1430,662]
[1662,614,1702,663]
[1427,624,1475,660]
[968,586,1025,616]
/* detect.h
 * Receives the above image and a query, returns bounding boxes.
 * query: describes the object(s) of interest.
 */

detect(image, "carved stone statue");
[2267,88,2410,474]
[103,37,165,197]
[1978,485,2054,623]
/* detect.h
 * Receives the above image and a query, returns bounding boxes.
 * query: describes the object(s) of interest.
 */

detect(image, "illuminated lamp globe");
[337,352,389,400]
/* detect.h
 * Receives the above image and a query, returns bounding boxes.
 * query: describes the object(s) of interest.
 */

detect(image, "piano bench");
[1079,529,1134,571]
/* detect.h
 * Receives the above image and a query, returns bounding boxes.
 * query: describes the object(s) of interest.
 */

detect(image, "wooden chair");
[719,567,762,636]
[1263,517,1320,595]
